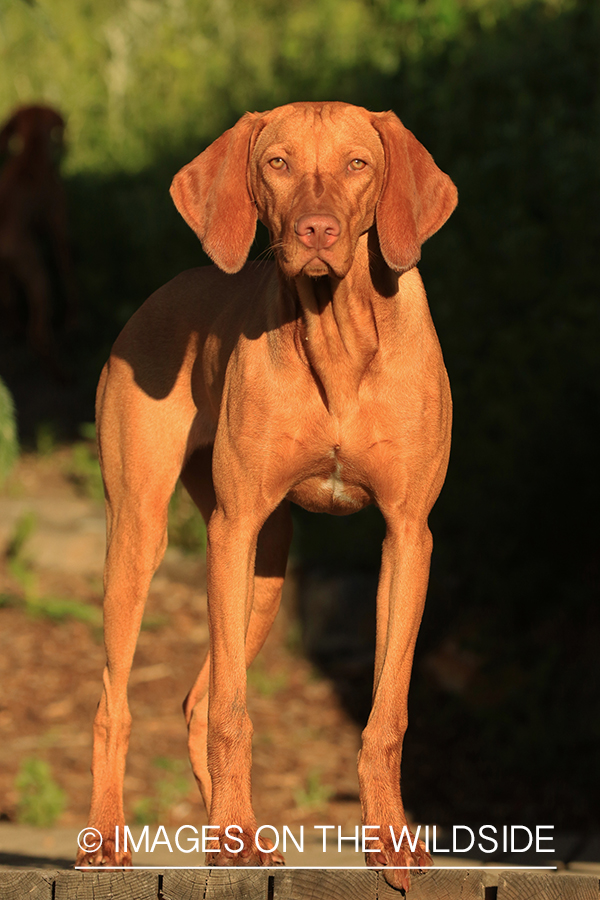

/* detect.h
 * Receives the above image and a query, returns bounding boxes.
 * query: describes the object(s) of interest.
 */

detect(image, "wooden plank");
[162,868,268,900]
[273,868,489,899]
[377,868,488,899]
[0,868,55,900]
[497,871,600,900]
[3,867,597,900]
[273,869,375,899]
[54,870,159,900]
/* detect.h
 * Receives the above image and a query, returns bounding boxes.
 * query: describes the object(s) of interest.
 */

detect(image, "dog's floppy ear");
[170,112,262,274]
[373,112,458,273]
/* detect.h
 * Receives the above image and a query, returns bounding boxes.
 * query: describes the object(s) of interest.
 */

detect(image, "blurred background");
[0,0,598,842]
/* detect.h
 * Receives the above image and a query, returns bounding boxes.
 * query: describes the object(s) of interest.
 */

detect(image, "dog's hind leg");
[77,359,195,866]
[178,444,215,811]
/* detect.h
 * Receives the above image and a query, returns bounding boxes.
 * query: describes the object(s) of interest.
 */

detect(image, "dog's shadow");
[0,850,73,869]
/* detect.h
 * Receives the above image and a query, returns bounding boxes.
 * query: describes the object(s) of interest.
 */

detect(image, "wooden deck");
[0,867,599,899]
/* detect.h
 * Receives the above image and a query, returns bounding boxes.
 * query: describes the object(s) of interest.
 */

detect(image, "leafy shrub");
[0,378,18,487]
[15,758,66,827]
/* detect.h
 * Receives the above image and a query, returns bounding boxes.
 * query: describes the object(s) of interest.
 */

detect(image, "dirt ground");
[0,449,364,834]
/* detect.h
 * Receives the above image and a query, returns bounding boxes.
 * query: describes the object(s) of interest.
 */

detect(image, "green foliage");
[132,757,190,824]
[375,0,600,826]
[61,422,104,502]
[5,511,37,595]
[0,378,18,487]
[2,512,101,625]
[396,0,600,616]
[35,422,58,457]
[67,441,104,503]
[25,594,102,625]
[168,482,206,555]
[78,422,97,442]
[247,658,288,697]
[131,797,156,826]
[3,0,568,174]
[0,0,394,174]
[293,769,333,812]
[15,758,66,827]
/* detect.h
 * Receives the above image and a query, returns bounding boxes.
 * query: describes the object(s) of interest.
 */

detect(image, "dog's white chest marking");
[322,450,357,505]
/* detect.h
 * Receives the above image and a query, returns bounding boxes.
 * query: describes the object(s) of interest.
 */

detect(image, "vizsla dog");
[0,104,76,374]
[77,101,457,892]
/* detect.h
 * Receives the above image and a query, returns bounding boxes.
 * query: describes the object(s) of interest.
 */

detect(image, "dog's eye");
[7,134,24,155]
[348,159,367,171]
[269,158,287,170]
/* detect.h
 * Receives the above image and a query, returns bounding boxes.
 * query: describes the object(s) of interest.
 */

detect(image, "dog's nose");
[295,214,340,250]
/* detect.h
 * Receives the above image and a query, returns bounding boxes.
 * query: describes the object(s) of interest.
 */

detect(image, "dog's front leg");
[184,501,293,820]
[358,514,434,892]
[204,504,281,867]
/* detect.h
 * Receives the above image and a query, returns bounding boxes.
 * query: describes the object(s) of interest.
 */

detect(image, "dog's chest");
[286,436,374,515]
[262,358,401,515]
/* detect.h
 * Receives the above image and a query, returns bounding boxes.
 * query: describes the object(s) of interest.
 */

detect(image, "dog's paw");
[75,827,132,868]
[366,831,431,893]
[256,836,286,866]
[206,829,285,867]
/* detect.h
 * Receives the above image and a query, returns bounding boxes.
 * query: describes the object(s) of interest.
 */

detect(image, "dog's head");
[0,105,65,162]
[170,101,457,278]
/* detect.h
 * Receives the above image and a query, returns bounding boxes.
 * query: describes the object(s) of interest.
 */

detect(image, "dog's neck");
[291,230,399,416]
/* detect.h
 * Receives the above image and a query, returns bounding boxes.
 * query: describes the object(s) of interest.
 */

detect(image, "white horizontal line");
[75,865,558,871]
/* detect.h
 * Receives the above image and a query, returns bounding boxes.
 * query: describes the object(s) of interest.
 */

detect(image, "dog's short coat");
[77,101,457,892]
[0,105,76,374]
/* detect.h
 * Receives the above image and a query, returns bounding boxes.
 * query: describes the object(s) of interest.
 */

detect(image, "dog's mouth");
[302,257,332,278]
[294,248,350,280]
[273,239,350,280]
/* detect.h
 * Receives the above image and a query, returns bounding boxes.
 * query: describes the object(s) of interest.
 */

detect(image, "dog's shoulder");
[155,261,277,304]
[112,261,280,359]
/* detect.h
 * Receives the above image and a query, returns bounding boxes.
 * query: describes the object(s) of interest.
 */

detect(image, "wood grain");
[54,870,158,900]
[497,871,599,899]
[376,868,488,899]
[273,868,375,900]
[162,868,268,900]
[273,867,490,899]
[1,867,598,899]
[0,868,55,900]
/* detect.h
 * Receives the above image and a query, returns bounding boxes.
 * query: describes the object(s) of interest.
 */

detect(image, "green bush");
[0,378,18,487]
[132,757,190,825]
[168,482,207,556]
[15,758,66,827]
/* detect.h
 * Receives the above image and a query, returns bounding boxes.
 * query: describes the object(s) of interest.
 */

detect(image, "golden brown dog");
[0,104,76,374]
[77,101,457,892]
